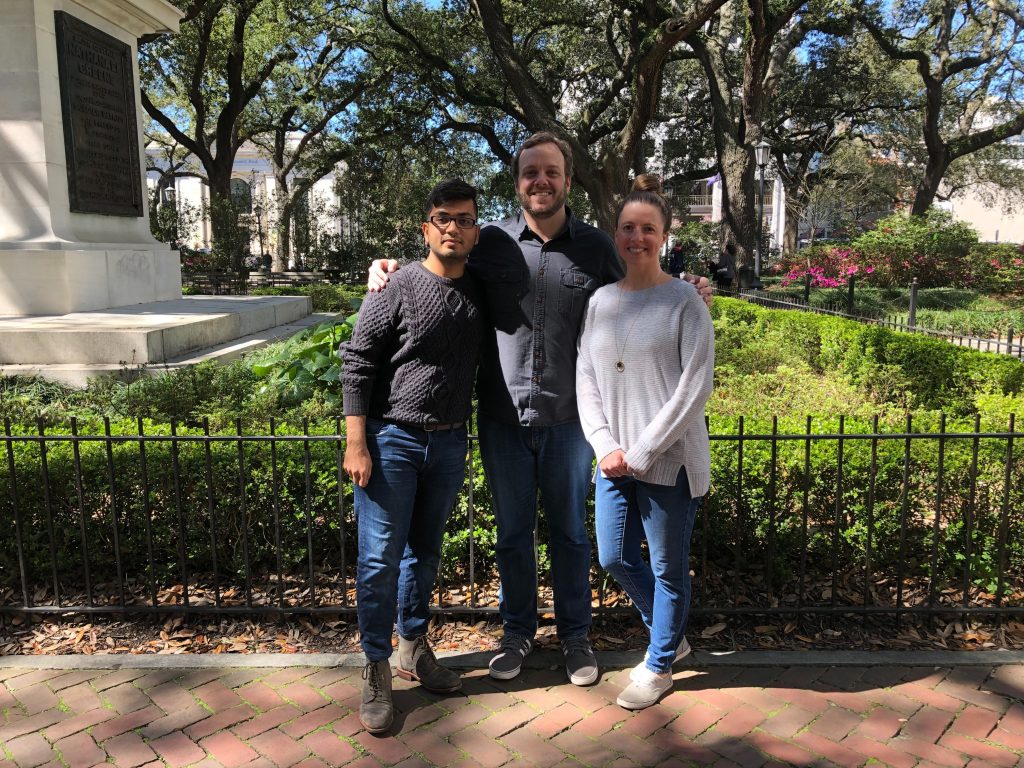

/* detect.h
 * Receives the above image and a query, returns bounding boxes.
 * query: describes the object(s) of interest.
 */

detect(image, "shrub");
[771,210,1024,294]
[250,316,358,408]
[714,297,1024,415]
[851,209,980,288]
[968,242,1024,295]
[250,284,366,313]
[670,220,722,274]
[775,245,874,288]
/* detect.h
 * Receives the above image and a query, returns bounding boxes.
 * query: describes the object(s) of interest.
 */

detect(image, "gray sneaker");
[617,666,673,710]
[562,635,599,686]
[488,634,533,680]
[359,659,393,734]
[396,635,462,693]
[631,636,691,682]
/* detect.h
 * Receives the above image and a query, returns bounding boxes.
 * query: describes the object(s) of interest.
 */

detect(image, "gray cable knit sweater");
[341,262,483,426]
[576,279,714,493]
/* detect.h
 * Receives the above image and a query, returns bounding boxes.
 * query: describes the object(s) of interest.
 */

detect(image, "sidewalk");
[1,651,1023,767]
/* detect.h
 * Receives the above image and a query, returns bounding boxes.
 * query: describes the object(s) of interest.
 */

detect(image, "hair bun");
[631,173,664,195]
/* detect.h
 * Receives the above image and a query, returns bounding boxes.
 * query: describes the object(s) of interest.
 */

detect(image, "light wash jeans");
[595,469,701,674]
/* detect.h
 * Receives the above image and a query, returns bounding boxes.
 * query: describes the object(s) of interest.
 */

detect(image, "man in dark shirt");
[370,133,712,688]
[342,179,483,733]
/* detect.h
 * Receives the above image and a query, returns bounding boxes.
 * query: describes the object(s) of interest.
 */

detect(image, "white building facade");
[146,138,343,268]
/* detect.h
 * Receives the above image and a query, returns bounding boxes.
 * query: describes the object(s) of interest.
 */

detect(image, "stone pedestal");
[0,0,183,315]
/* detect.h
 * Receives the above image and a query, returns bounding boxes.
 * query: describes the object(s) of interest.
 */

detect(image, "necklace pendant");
[615,361,625,372]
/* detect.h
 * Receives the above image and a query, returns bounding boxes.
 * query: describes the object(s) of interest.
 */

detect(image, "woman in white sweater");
[576,174,715,709]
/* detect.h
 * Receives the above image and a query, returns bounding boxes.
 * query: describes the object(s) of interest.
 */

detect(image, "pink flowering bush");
[969,242,1024,294]
[775,245,876,288]
[774,210,1024,293]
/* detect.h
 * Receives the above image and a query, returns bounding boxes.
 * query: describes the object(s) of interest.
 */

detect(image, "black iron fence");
[2,416,1022,622]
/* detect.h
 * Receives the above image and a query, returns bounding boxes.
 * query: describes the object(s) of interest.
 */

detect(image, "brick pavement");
[1,656,1023,767]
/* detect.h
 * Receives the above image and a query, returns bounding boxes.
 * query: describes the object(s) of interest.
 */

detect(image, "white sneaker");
[617,666,673,710]
[630,636,691,682]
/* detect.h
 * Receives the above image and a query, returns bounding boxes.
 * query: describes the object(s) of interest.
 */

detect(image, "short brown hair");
[511,131,574,180]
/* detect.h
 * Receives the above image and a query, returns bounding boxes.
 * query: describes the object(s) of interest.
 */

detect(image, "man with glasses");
[342,179,483,733]
[369,133,712,687]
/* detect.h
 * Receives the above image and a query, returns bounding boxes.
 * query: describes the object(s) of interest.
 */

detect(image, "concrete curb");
[1,649,1022,670]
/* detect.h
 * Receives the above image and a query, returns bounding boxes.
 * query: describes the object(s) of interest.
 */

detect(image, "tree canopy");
[140,0,1024,266]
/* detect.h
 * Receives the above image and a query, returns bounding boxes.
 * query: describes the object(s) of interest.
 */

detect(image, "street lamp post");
[754,139,770,284]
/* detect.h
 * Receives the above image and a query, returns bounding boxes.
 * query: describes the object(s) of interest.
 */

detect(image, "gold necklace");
[613,285,653,372]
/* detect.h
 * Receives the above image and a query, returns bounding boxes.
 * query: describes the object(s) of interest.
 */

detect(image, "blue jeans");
[595,469,700,674]
[355,419,467,662]
[478,415,594,640]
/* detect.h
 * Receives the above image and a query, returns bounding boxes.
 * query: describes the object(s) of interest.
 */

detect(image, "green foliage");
[0,417,353,589]
[250,316,359,408]
[148,190,200,250]
[0,363,277,429]
[669,221,722,274]
[7,291,1024,606]
[250,284,366,313]
[851,210,980,288]
[713,297,1024,415]
[968,243,1024,295]
[333,136,504,267]
[700,410,1024,595]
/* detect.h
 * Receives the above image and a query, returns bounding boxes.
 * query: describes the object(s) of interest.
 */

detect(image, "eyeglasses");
[429,214,478,230]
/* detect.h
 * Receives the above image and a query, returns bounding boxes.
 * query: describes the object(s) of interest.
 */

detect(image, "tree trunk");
[719,141,757,273]
[783,207,799,256]
[206,167,243,272]
[781,182,809,257]
[910,150,949,216]
[584,151,631,235]
[273,182,291,272]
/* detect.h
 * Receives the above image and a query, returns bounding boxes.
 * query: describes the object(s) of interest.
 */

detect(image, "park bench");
[185,271,248,295]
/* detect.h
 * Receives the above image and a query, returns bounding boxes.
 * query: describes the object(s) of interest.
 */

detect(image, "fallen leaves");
[1,566,1022,656]
[702,622,728,638]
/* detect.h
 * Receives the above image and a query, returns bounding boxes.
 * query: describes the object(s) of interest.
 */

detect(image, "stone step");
[0,295,312,365]
[0,312,338,388]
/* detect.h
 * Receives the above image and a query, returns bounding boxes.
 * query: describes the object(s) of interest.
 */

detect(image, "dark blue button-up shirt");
[469,209,623,426]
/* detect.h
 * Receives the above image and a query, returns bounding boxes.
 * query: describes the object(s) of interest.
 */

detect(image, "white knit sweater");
[576,279,714,493]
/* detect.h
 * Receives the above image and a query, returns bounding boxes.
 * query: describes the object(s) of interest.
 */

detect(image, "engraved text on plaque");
[55,11,144,217]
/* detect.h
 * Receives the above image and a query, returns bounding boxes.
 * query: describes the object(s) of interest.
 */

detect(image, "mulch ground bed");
[2,575,1023,657]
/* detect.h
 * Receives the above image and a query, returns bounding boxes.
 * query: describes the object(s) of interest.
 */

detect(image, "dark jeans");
[355,419,467,662]
[478,415,594,641]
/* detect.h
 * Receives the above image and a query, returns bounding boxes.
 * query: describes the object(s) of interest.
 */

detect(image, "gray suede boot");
[396,635,462,693]
[359,658,393,733]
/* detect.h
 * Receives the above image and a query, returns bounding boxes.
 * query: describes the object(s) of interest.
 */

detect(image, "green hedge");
[713,297,1024,415]
[0,420,349,595]
[249,284,366,313]
[2,297,1022,608]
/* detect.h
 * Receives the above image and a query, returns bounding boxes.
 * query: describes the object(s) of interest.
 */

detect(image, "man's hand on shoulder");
[680,273,713,309]
[367,259,400,292]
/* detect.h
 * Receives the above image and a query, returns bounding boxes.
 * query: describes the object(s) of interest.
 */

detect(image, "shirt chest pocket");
[556,267,600,319]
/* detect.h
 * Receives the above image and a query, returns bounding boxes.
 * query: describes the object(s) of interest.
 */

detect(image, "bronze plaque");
[55,11,144,217]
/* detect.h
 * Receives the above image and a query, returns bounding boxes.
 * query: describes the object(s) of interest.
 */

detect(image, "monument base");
[0,294,317,386]
[0,246,182,316]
